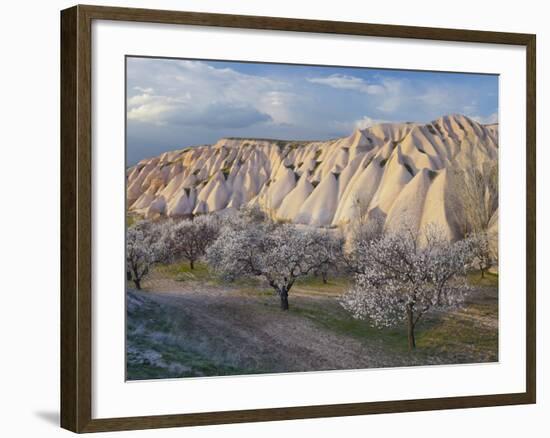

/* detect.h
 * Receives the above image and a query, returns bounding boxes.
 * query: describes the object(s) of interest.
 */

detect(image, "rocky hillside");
[127,114,498,240]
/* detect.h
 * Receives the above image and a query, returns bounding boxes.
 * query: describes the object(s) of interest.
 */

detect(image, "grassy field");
[127,292,259,379]
[126,212,145,228]
[127,262,498,380]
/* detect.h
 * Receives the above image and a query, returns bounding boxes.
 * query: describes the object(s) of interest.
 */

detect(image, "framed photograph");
[60,4,536,433]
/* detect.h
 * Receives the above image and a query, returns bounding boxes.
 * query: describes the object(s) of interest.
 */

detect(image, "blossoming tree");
[465,231,497,279]
[160,215,220,269]
[341,224,473,350]
[126,221,160,290]
[207,218,343,310]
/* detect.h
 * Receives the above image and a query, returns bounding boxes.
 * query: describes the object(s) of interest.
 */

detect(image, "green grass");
[293,275,351,296]
[276,273,409,353]
[291,303,407,353]
[290,274,498,361]
[414,288,498,362]
[127,334,252,380]
[127,292,261,380]
[156,261,276,294]
[157,261,213,283]
[467,270,499,287]
[126,213,141,227]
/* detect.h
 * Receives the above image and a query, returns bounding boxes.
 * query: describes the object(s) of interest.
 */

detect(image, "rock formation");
[127,114,498,240]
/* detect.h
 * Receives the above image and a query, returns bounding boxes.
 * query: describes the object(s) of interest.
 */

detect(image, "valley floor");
[126,264,498,380]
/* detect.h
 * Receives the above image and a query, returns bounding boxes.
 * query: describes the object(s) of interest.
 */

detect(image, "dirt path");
[128,277,417,378]
[127,272,498,379]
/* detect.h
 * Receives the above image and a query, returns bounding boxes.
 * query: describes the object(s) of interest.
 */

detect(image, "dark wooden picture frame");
[60,4,536,433]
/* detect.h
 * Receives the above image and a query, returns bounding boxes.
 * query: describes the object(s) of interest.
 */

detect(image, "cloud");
[127,92,192,125]
[133,86,154,94]
[127,89,271,128]
[127,59,293,128]
[168,104,272,128]
[417,88,451,107]
[308,74,410,114]
[354,116,393,129]
[331,115,396,133]
[257,91,302,125]
[470,112,498,124]
[307,74,385,95]
[126,58,499,164]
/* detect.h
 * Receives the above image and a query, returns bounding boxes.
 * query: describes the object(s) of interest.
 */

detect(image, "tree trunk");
[322,271,328,284]
[406,304,416,351]
[279,288,289,311]
[133,278,141,290]
[480,268,485,279]
[189,259,195,270]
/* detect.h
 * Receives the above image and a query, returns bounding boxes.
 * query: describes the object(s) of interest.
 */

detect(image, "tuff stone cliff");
[127,114,498,240]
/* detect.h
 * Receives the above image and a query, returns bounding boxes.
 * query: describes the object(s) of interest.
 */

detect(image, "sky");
[126,57,498,165]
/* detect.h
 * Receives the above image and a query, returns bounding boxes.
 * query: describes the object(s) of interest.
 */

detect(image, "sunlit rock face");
[127,114,498,239]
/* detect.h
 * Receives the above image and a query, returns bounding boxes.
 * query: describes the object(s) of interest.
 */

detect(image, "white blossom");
[207,215,343,310]
[464,230,497,278]
[340,222,474,349]
[126,221,160,289]
[159,214,220,269]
